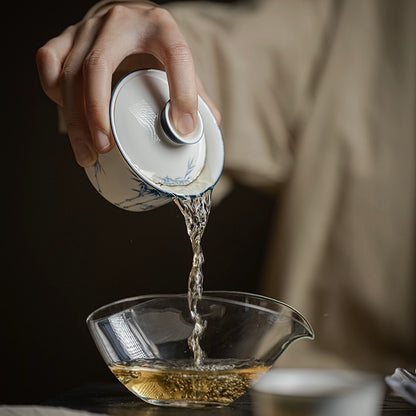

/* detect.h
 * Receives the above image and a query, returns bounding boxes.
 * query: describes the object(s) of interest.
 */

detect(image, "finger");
[82,8,135,154]
[36,25,77,105]
[82,47,114,154]
[144,8,198,136]
[165,49,198,137]
[83,51,113,154]
[61,18,103,166]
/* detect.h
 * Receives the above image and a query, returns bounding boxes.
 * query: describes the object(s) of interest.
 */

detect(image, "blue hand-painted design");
[92,160,106,193]
[159,157,197,186]
[113,168,168,211]
[185,157,197,179]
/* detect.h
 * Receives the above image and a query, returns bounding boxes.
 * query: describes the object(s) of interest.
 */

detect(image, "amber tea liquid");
[110,358,270,406]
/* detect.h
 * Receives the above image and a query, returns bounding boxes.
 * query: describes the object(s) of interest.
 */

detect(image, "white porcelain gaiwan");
[85,69,224,211]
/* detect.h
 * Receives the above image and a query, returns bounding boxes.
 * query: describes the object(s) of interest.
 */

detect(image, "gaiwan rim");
[109,69,225,198]
[86,290,314,339]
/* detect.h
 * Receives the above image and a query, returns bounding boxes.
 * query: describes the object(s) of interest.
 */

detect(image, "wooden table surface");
[43,382,416,416]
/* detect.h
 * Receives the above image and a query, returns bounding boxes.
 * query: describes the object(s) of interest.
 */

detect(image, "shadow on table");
[44,383,253,416]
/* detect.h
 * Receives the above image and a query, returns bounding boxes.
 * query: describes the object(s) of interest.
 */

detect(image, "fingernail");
[95,130,111,152]
[74,142,95,167]
[176,113,195,136]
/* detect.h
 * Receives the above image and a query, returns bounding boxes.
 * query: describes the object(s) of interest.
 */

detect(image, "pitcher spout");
[288,306,315,342]
[266,300,315,364]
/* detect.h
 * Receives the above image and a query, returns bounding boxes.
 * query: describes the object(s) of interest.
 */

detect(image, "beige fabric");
[85,0,416,375]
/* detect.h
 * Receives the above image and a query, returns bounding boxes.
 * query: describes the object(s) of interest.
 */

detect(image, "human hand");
[36,1,220,167]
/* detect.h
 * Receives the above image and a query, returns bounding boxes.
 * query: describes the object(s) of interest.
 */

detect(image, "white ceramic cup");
[85,69,224,211]
[251,368,385,416]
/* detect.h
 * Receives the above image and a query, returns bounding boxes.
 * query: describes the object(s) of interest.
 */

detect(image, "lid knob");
[160,100,204,145]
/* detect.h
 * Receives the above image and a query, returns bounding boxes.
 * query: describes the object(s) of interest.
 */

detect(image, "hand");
[36,1,220,167]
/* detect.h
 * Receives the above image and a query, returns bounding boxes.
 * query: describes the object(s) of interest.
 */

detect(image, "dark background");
[3,0,275,405]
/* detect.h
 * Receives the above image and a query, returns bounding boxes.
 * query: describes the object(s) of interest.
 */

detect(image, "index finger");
[36,25,77,105]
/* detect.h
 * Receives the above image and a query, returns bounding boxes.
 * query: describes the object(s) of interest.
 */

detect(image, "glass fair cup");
[86,291,314,408]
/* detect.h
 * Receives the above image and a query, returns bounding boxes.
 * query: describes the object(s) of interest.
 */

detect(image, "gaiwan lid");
[110,69,224,196]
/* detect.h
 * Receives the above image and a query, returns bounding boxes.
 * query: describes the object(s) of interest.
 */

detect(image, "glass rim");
[86,290,314,339]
